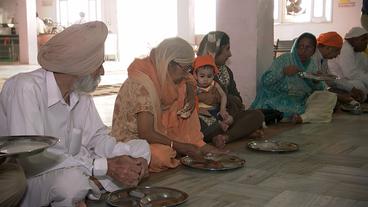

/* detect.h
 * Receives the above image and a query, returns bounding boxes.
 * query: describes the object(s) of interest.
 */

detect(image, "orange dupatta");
[128,57,205,172]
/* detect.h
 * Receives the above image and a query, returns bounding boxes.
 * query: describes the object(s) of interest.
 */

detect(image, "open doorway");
[116,0,177,70]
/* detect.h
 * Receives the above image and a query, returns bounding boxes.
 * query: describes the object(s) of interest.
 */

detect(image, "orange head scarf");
[128,37,194,108]
[317,32,343,48]
[192,55,219,76]
[126,37,204,147]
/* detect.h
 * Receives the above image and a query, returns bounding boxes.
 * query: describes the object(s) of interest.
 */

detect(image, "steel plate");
[299,72,338,81]
[0,135,59,157]
[180,154,245,171]
[248,140,298,152]
[107,186,188,207]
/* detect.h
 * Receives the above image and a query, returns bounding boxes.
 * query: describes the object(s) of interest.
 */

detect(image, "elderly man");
[0,21,150,207]
[313,31,365,103]
[328,27,368,102]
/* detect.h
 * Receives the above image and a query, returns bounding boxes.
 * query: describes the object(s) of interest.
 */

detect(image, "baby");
[192,55,233,148]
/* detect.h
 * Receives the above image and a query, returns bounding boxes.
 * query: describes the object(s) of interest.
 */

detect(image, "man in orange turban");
[313,31,365,105]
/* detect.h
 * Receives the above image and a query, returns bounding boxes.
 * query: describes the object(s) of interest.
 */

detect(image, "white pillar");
[17,0,38,64]
[177,0,195,44]
[216,0,273,106]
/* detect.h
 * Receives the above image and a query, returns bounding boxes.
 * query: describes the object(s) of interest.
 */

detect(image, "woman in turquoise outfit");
[251,33,326,122]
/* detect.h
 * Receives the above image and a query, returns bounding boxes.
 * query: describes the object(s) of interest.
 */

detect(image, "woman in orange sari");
[112,37,220,172]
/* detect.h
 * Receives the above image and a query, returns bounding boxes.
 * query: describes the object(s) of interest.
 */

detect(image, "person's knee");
[9,164,27,195]
[249,110,265,124]
[0,163,27,206]
[51,168,90,206]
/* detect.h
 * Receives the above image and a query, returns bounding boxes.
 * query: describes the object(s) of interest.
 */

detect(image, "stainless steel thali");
[299,72,338,81]
[340,103,368,114]
[248,140,298,152]
[0,135,59,157]
[180,154,245,171]
[106,186,188,207]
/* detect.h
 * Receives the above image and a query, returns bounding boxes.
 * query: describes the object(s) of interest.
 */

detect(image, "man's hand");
[283,65,300,76]
[136,157,149,180]
[107,155,148,187]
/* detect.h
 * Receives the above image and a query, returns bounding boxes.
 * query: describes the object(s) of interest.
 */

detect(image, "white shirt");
[36,17,46,34]
[0,69,150,177]
[328,41,368,82]
[311,49,329,73]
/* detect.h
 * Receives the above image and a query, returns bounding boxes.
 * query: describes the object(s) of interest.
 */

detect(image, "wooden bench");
[273,39,295,58]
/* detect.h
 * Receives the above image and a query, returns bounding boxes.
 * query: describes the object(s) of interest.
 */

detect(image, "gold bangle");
[170,141,174,148]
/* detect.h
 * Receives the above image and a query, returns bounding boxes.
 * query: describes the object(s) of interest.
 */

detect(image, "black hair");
[219,32,230,48]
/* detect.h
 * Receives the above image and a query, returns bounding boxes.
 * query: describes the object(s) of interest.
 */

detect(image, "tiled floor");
[86,113,368,207]
[1,64,367,207]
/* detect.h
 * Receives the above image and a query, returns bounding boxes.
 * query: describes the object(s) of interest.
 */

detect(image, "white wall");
[217,0,274,106]
[275,0,362,40]
[177,0,195,44]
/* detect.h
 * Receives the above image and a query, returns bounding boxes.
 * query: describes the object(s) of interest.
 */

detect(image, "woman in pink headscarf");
[112,37,222,172]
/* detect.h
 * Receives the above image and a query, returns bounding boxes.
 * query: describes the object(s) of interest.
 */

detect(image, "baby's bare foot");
[219,121,229,132]
[249,129,264,139]
[212,134,228,149]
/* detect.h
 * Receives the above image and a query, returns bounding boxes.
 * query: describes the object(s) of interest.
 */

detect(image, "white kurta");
[311,49,328,73]
[327,41,368,96]
[0,69,150,206]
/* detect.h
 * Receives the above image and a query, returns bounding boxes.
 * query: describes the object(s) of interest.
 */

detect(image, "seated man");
[328,27,368,102]
[313,31,365,104]
[0,21,150,207]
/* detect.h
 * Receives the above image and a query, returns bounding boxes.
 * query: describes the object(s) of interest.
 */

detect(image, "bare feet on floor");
[248,129,265,139]
[291,114,303,124]
[212,134,229,149]
[219,121,230,132]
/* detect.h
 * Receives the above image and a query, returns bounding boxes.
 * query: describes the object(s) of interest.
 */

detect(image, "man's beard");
[73,74,101,94]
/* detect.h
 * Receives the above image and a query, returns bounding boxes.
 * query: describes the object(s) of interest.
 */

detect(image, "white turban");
[345,27,368,39]
[38,21,108,76]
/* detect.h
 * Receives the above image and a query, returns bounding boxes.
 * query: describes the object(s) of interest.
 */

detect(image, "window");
[57,0,101,27]
[194,0,216,35]
[274,0,332,24]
